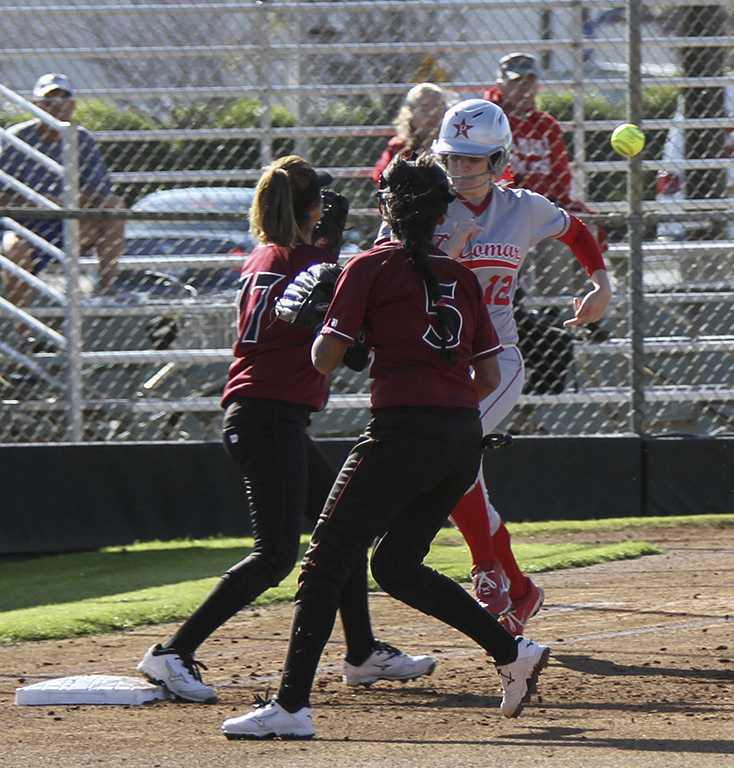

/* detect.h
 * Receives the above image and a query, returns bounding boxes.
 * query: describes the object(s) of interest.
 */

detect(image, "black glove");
[342,330,370,372]
[274,262,342,330]
[312,190,349,259]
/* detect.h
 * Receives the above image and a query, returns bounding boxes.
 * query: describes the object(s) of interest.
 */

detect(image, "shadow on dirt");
[555,652,734,681]
[487,726,734,755]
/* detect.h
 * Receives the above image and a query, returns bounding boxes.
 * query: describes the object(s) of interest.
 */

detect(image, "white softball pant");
[477,345,525,535]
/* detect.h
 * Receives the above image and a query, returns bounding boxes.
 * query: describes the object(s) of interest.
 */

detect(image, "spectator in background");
[371,82,451,184]
[0,73,123,308]
[484,53,573,206]
[484,53,609,338]
[373,82,514,188]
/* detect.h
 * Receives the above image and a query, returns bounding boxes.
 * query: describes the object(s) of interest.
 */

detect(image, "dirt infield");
[2,524,732,768]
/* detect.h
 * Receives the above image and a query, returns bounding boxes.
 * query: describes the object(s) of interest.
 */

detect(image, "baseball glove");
[274,262,343,330]
[342,329,370,372]
[312,189,350,259]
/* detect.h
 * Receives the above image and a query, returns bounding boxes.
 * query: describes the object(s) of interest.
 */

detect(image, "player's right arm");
[314,252,379,372]
[474,355,501,400]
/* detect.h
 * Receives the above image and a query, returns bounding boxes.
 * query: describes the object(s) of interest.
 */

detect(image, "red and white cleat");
[472,562,512,616]
[500,579,545,637]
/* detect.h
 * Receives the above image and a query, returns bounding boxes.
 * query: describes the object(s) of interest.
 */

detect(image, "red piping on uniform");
[459,258,519,270]
[458,189,493,217]
[321,455,365,522]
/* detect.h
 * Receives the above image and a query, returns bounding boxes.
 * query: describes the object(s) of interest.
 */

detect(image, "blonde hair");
[394,83,449,152]
[249,155,320,246]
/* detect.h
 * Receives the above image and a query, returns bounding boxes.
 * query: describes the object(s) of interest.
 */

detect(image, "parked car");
[123,187,256,293]
[123,186,365,294]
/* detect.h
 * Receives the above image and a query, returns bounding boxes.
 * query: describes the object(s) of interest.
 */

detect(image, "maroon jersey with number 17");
[221,242,336,410]
[321,241,502,409]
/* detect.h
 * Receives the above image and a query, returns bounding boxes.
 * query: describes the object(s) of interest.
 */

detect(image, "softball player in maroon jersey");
[137,155,434,703]
[222,155,551,741]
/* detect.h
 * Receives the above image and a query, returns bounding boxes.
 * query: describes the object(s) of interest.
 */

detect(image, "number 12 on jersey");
[484,274,512,306]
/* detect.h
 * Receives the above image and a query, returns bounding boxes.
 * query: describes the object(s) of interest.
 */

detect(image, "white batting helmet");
[432,99,512,175]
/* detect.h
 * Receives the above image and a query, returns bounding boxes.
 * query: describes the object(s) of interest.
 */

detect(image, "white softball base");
[15,674,167,706]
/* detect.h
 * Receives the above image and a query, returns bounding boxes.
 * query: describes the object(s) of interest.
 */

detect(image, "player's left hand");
[275,262,343,329]
[312,190,350,259]
[563,284,612,327]
[441,217,481,259]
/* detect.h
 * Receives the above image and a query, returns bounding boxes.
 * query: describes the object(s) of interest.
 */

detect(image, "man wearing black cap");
[484,53,609,341]
[483,53,574,206]
[0,72,123,310]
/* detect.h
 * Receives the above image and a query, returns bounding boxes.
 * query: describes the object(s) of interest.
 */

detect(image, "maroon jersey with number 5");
[321,241,502,409]
[222,243,336,410]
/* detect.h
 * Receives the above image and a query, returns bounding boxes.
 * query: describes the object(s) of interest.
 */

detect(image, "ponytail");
[405,235,454,361]
[250,167,298,246]
[250,155,323,247]
[380,154,455,360]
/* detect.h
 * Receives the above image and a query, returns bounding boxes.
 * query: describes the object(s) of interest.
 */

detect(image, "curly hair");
[393,83,450,154]
[380,153,456,359]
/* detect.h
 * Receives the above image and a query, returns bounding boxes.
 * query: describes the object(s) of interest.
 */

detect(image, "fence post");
[627,0,645,435]
[62,123,83,442]
[257,0,273,168]
[571,0,586,202]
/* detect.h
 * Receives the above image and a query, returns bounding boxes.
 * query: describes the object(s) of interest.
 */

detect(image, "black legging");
[277,407,518,712]
[165,397,374,664]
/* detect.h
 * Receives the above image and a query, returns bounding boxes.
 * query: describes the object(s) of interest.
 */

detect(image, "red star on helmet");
[453,118,473,138]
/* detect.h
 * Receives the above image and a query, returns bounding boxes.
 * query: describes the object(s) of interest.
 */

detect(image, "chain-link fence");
[0,0,732,443]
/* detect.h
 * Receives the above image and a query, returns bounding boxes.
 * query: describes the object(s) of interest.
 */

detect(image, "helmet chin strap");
[448,167,493,193]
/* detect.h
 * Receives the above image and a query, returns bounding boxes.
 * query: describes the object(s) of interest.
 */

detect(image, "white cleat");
[344,641,437,687]
[496,636,550,718]
[137,644,217,703]
[222,700,315,740]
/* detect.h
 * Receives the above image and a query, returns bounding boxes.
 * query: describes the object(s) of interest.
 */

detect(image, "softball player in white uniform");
[430,99,612,632]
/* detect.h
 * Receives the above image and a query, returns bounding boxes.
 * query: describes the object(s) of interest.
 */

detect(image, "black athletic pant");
[277,406,519,712]
[165,398,374,664]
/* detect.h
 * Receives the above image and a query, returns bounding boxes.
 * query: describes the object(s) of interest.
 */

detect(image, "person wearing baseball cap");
[497,53,541,82]
[484,52,609,319]
[32,72,76,100]
[485,53,569,198]
[0,72,123,315]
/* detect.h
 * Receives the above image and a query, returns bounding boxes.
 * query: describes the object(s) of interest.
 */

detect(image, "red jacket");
[484,86,573,205]
[484,86,606,252]
[371,136,408,185]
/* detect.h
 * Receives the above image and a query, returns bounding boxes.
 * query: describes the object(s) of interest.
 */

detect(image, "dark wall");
[0,442,246,554]
[645,436,733,515]
[1,436,731,554]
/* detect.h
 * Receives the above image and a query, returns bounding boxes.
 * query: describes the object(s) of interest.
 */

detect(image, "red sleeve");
[372,148,394,185]
[545,118,573,205]
[483,86,504,105]
[371,138,406,185]
[556,214,606,276]
[321,256,376,342]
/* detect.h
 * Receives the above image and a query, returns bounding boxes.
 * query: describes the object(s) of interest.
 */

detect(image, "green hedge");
[0,87,685,208]
[537,87,681,204]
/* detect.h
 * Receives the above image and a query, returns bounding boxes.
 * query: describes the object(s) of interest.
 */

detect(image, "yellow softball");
[611,123,646,158]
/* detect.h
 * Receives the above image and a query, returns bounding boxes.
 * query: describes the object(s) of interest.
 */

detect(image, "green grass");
[506,513,734,536]
[4,513,728,644]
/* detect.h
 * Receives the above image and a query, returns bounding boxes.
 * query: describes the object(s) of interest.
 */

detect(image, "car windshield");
[126,188,253,238]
